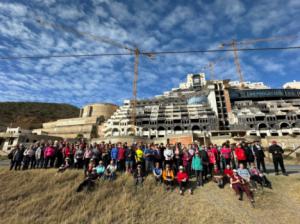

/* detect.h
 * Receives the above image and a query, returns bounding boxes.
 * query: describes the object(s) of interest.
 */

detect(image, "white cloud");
[52,5,84,19]
[0,2,27,17]
[160,6,194,30]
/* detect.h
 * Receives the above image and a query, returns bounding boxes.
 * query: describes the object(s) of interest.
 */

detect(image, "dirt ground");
[0,168,300,224]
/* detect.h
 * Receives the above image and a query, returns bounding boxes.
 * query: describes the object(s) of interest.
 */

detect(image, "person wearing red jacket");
[177,166,192,195]
[234,144,247,167]
[117,143,126,172]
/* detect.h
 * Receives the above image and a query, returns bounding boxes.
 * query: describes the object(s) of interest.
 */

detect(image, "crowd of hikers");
[8,139,288,204]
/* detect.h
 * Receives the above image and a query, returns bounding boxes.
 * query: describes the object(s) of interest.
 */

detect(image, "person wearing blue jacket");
[110,144,119,163]
[192,151,203,187]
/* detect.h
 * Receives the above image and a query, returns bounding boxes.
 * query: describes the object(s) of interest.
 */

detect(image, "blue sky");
[0,0,299,107]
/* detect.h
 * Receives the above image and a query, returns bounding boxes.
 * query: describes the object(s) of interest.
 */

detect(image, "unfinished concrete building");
[104,74,300,141]
[104,74,230,139]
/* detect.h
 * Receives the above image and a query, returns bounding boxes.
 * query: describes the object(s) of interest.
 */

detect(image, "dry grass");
[0,168,300,224]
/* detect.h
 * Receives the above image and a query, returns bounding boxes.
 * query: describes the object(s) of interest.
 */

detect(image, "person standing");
[192,151,203,187]
[144,144,154,174]
[268,141,288,176]
[163,145,174,168]
[35,143,44,168]
[220,143,232,171]
[252,141,267,173]
[117,143,126,172]
[9,145,23,170]
[44,143,55,168]
[234,143,247,168]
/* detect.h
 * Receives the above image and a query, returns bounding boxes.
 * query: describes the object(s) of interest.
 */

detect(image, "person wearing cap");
[252,141,267,173]
[268,141,288,176]
[230,169,254,203]
[177,166,192,195]
[162,164,174,190]
[192,150,203,187]
[134,164,145,186]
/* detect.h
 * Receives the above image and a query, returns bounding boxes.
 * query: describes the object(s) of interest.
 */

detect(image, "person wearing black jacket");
[200,146,209,182]
[268,141,288,176]
[9,145,24,170]
[252,141,267,173]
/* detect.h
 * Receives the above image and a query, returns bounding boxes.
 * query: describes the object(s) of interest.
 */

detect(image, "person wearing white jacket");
[163,145,174,167]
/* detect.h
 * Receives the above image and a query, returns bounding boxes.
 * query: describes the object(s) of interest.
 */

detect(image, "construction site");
[1,18,300,154]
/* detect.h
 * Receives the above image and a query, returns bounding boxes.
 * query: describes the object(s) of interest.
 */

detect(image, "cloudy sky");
[0,0,299,107]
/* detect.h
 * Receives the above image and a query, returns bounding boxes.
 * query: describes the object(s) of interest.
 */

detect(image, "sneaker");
[275,172,279,176]
[283,173,289,176]
[180,190,183,195]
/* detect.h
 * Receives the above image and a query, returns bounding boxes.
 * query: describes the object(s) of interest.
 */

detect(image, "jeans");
[195,170,203,186]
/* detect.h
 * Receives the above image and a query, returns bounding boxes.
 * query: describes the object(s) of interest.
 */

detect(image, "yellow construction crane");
[35,18,154,134]
[200,55,228,80]
[220,35,297,86]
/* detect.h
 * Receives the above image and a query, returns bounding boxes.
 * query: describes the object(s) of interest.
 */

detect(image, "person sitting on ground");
[134,164,145,186]
[105,160,117,181]
[230,169,254,204]
[162,164,174,191]
[153,162,162,184]
[57,158,70,173]
[86,159,96,176]
[249,163,272,189]
[177,166,192,195]
[95,160,106,179]
[76,169,98,192]
[237,163,251,183]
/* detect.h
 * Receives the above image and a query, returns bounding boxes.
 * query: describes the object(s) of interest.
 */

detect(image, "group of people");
[8,139,287,201]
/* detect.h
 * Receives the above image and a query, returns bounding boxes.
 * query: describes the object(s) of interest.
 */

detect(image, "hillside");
[0,102,79,130]
[0,169,299,224]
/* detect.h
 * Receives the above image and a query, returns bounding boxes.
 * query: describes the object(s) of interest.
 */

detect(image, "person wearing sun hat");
[268,140,288,176]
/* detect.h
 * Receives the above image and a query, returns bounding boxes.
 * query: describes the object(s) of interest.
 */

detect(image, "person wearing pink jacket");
[44,143,55,168]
